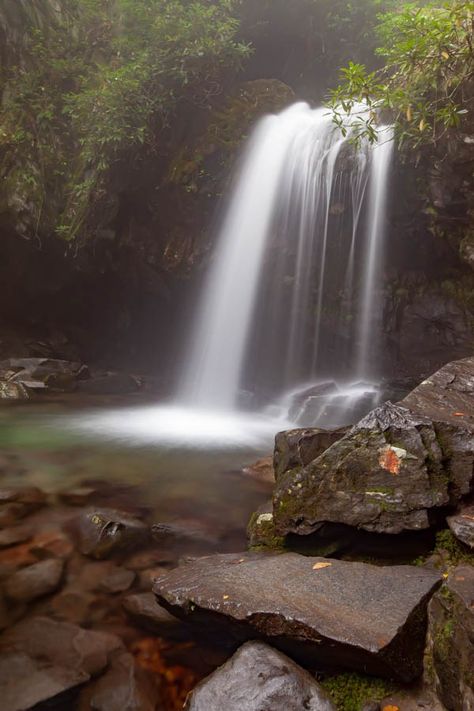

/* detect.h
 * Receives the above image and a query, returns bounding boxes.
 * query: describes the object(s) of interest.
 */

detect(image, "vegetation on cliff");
[329,1,474,146]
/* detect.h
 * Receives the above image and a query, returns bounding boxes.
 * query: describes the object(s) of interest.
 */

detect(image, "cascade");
[179,102,394,424]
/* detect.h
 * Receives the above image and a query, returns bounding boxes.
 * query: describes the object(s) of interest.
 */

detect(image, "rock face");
[274,402,450,535]
[274,427,347,481]
[401,356,474,500]
[0,616,123,711]
[154,552,441,681]
[272,358,474,538]
[184,641,335,711]
[73,507,149,559]
[447,505,474,549]
[427,565,474,711]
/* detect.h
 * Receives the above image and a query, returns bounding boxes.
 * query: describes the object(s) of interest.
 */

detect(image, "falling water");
[179,102,394,420]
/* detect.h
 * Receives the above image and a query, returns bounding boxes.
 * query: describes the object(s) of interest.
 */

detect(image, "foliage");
[320,671,397,711]
[328,1,474,146]
[0,0,250,242]
[434,529,474,565]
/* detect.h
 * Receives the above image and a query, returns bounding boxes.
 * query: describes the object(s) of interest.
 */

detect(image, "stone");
[58,486,97,506]
[0,486,46,527]
[0,525,32,548]
[0,380,30,400]
[427,565,474,711]
[5,558,64,602]
[247,501,285,549]
[123,592,187,638]
[154,552,441,681]
[78,650,162,711]
[74,507,149,559]
[241,456,274,485]
[184,641,336,711]
[400,356,474,499]
[0,617,123,711]
[447,504,474,549]
[273,402,450,536]
[0,358,87,393]
[100,566,136,593]
[151,518,221,550]
[274,426,348,481]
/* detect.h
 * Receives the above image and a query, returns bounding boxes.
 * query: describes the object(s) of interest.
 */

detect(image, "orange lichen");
[379,447,401,475]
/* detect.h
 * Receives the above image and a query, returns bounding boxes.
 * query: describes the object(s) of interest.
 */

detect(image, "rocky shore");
[0,357,473,710]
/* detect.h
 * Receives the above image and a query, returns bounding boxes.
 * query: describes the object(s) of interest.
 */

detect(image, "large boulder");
[426,565,474,710]
[184,641,335,711]
[272,358,474,538]
[400,356,474,499]
[273,402,449,536]
[153,552,441,681]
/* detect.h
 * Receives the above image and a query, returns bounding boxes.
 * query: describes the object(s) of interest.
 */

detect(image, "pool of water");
[0,396,276,542]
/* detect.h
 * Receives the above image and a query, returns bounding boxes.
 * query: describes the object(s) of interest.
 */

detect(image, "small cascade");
[178,102,394,429]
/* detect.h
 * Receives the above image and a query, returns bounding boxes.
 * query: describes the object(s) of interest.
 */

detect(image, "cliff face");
[0,3,473,380]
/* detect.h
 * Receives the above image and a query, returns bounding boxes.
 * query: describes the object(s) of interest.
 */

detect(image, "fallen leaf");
[441,50,450,59]
[453,412,465,417]
[313,562,332,570]
[382,706,400,711]
[443,572,449,579]
[223,594,230,600]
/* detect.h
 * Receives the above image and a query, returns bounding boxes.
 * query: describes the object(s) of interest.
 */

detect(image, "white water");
[179,102,394,417]
[61,103,394,450]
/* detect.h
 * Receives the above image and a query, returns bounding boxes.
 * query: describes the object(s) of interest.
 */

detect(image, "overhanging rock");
[153,552,441,681]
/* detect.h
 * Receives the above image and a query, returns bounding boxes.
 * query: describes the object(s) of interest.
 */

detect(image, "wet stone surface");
[153,552,442,681]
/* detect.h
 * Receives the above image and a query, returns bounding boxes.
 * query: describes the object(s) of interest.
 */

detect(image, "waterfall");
[179,102,394,415]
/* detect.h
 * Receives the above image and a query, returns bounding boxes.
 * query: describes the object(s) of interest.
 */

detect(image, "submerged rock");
[0,616,122,711]
[73,507,149,559]
[78,650,162,711]
[184,640,335,711]
[0,486,47,528]
[153,552,441,681]
[427,565,474,710]
[447,504,474,549]
[123,592,188,638]
[5,558,64,602]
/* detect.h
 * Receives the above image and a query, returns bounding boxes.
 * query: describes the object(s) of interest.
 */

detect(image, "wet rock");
[48,589,98,626]
[58,486,97,507]
[247,501,285,549]
[273,402,450,536]
[400,356,474,499]
[427,565,474,710]
[151,518,221,551]
[241,456,274,485]
[100,566,136,593]
[30,529,74,559]
[447,504,474,549]
[5,558,64,601]
[0,380,30,400]
[0,486,46,527]
[0,616,122,711]
[78,650,162,711]
[274,426,347,481]
[73,507,149,559]
[0,357,88,393]
[184,641,335,711]
[123,592,187,638]
[77,371,141,395]
[154,552,441,681]
[0,525,32,548]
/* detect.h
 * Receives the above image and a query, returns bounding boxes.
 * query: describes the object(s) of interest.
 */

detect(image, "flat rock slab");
[154,552,441,681]
[185,641,335,711]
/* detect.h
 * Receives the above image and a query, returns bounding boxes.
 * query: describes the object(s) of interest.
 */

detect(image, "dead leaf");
[382,706,400,711]
[223,594,230,600]
[453,412,465,417]
[313,562,332,570]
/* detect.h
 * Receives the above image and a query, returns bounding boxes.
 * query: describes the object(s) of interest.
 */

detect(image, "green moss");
[435,529,474,565]
[320,672,398,711]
